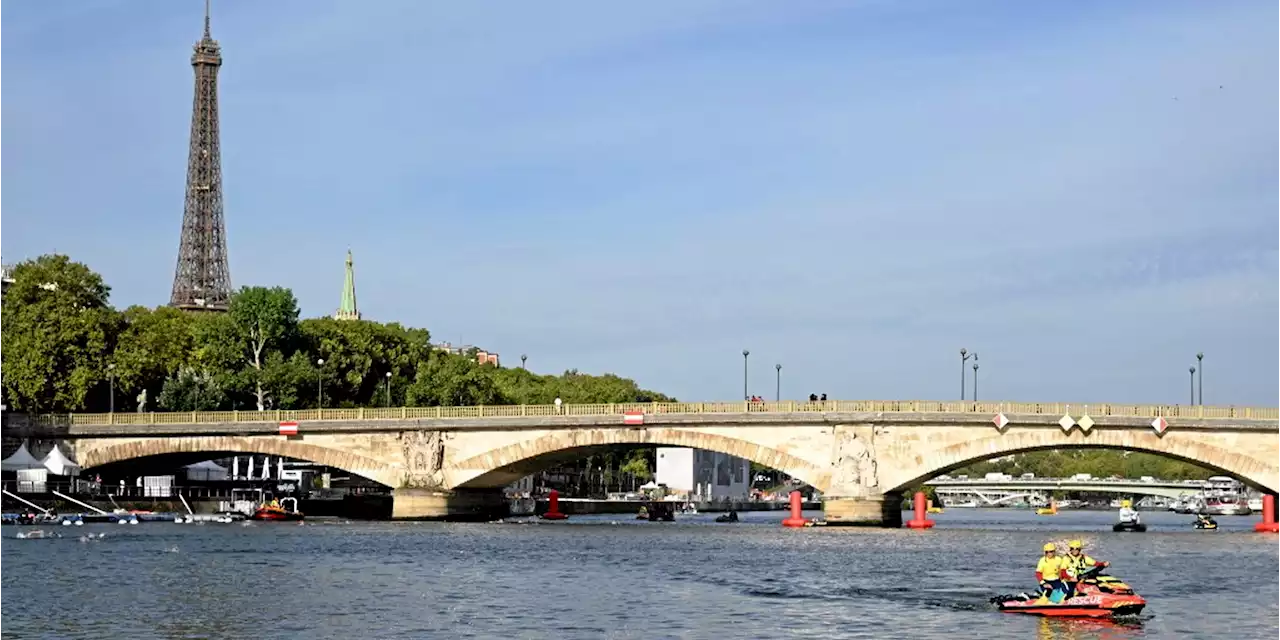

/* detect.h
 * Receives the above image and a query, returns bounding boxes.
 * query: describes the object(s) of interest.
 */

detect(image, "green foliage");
[952,449,1216,481]
[1,255,118,411]
[158,368,227,411]
[1,254,674,414]
[112,306,196,405]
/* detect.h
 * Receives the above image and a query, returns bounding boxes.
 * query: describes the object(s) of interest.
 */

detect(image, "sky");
[3,0,1277,406]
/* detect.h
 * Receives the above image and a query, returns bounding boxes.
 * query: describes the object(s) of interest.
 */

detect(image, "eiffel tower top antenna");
[204,0,211,39]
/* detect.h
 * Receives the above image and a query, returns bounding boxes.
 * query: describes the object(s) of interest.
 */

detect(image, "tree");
[406,353,504,406]
[299,318,431,407]
[158,367,228,411]
[196,286,301,410]
[1,255,119,412]
[111,306,196,409]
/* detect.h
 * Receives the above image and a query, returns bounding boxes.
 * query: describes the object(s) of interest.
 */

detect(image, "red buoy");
[781,490,808,527]
[905,491,935,529]
[1254,494,1277,533]
[539,489,568,520]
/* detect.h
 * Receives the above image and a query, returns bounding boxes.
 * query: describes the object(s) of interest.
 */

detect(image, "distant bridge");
[925,476,1219,500]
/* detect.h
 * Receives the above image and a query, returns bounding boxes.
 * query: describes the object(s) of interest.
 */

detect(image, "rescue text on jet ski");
[990,565,1145,618]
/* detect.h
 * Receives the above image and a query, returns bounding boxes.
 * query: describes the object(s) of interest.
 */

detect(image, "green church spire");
[335,250,360,321]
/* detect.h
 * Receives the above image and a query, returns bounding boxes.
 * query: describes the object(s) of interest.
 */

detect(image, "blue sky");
[4,0,1277,406]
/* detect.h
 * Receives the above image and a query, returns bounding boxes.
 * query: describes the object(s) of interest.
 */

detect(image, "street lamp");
[1196,352,1204,405]
[317,359,325,409]
[107,363,116,413]
[959,349,969,400]
[742,350,750,400]
[775,364,782,402]
[385,371,393,408]
[972,361,980,402]
[521,354,527,369]
[1189,366,1196,405]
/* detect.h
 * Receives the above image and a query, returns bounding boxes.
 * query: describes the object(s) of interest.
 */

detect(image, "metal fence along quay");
[33,400,1280,426]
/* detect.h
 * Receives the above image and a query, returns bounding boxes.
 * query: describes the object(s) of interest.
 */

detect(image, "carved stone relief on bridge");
[399,430,449,489]
[829,425,879,497]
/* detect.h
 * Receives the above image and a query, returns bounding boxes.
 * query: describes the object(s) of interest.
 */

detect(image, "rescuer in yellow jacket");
[1062,540,1109,598]
[1035,543,1068,596]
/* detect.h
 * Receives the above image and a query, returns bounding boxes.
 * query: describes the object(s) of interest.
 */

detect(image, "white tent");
[41,446,81,476]
[2,444,46,471]
[184,460,230,482]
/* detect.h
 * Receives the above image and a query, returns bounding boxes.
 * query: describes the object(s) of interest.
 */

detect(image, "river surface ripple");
[2,509,1276,639]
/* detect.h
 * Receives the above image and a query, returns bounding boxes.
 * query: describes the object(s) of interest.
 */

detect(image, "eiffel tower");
[169,0,231,311]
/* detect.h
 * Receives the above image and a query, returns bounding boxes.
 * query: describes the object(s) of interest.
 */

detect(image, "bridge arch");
[448,428,829,490]
[75,436,402,488]
[882,428,1279,494]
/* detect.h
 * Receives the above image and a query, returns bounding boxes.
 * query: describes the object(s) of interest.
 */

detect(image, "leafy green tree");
[158,367,228,411]
[195,286,301,410]
[111,306,196,408]
[300,318,431,407]
[406,353,504,406]
[1,255,119,412]
[259,351,318,409]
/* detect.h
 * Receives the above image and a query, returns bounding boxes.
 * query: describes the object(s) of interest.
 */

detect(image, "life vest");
[1064,552,1094,579]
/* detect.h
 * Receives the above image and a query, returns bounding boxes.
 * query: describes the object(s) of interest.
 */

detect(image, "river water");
[2,508,1276,640]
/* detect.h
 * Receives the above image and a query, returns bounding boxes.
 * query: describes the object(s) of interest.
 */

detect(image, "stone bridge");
[9,400,1277,525]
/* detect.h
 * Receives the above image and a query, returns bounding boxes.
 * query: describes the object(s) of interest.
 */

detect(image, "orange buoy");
[905,491,935,529]
[1254,494,1278,533]
[539,489,568,520]
[781,490,808,527]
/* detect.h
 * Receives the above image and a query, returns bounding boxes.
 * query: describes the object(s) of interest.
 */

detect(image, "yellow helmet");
[1068,540,1082,549]
[1043,543,1056,552]
[1121,499,1132,508]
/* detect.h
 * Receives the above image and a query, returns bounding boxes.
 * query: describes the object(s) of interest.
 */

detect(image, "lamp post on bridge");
[317,359,325,408]
[972,357,979,402]
[1189,366,1196,406]
[385,371,392,408]
[960,349,975,400]
[521,354,527,369]
[775,364,782,402]
[107,363,116,413]
[742,349,750,401]
[1196,352,1203,405]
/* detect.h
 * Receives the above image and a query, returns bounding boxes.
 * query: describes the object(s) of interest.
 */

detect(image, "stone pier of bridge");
[7,402,1277,525]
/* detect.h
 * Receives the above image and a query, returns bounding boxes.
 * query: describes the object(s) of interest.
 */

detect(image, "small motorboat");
[714,511,740,523]
[1112,520,1147,533]
[992,566,1145,618]
[250,498,304,522]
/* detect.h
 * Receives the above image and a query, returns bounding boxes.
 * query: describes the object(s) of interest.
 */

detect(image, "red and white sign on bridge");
[279,421,299,436]
[623,411,645,426]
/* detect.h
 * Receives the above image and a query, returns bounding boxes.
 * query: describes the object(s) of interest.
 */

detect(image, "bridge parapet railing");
[28,400,1278,426]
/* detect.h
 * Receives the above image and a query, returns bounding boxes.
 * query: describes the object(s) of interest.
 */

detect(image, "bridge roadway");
[926,477,1217,499]
[7,399,1277,525]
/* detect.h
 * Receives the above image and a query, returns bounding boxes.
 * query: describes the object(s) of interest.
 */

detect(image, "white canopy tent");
[2,444,46,471]
[41,446,81,476]
[184,460,230,482]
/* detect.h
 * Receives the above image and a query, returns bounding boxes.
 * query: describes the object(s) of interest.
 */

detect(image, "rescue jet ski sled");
[1112,520,1147,532]
[991,566,1146,618]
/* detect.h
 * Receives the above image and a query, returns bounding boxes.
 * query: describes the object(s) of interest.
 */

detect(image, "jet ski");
[1112,520,1147,532]
[991,566,1146,618]
[1194,516,1218,530]
[714,511,740,523]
